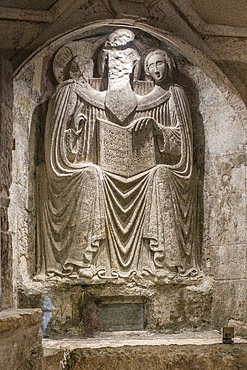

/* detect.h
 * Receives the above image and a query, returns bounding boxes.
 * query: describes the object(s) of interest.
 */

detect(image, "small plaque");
[98,302,144,331]
[223,327,234,344]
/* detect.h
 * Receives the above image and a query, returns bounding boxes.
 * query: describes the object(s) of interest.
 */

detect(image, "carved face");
[69,56,93,80]
[147,53,167,82]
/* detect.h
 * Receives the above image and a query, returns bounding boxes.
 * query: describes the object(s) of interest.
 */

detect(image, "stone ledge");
[43,331,247,370]
[0,308,42,333]
[0,308,43,370]
[62,343,247,370]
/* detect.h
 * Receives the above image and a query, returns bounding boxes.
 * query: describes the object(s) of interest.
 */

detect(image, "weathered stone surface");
[62,344,247,370]
[18,276,212,338]
[43,332,247,370]
[43,348,65,370]
[0,56,13,309]
[0,309,43,370]
[211,280,247,332]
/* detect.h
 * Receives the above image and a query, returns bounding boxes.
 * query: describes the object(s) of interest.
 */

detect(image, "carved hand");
[131,117,163,135]
[71,112,87,136]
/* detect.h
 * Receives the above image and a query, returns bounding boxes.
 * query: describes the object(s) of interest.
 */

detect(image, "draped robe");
[37,78,199,278]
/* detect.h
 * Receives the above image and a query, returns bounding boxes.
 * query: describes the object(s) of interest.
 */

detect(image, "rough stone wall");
[0,56,13,309]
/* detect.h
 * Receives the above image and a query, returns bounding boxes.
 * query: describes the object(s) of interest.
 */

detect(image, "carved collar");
[74,80,171,113]
[136,85,171,111]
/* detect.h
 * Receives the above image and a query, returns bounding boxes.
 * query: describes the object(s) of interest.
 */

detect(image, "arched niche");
[10,21,247,337]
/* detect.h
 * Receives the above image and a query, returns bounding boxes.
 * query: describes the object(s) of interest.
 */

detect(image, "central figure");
[37,29,199,279]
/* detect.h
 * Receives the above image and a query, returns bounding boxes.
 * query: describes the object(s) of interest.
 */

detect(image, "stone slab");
[98,302,144,331]
[0,309,43,370]
[43,331,247,370]
[211,280,247,335]
[0,308,42,332]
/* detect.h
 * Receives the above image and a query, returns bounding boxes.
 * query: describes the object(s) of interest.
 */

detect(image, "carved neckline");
[74,80,171,113]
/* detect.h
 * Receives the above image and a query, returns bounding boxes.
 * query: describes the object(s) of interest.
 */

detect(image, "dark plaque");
[98,302,144,331]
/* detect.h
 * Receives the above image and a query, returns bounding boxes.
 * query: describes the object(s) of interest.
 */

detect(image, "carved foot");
[155,267,177,279]
[33,273,47,281]
[79,268,94,278]
[178,267,200,278]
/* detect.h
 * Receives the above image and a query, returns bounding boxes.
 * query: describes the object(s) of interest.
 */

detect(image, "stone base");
[18,276,212,338]
[43,331,247,370]
[0,309,43,370]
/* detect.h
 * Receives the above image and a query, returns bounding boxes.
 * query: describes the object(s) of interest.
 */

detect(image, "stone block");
[205,153,246,246]
[1,230,13,308]
[0,205,9,231]
[210,244,247,279]
[43,348,64,370]
[18,277,213,338]
[0,56,13,107]
[59,343,247,370]
[0,309,43,370]
[0,102,13,192]
[211,280,247,335]
[149,280,213,332]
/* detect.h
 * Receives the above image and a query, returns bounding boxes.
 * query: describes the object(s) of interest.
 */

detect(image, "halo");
[53,40,95,83]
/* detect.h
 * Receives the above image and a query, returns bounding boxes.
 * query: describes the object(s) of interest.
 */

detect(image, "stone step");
[43,331,247,370]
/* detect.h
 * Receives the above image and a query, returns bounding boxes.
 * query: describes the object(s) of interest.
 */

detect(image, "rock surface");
[0,309,43,370]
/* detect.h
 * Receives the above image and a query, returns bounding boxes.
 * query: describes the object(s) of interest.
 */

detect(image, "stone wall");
[0,56,13,309]
[0,56,43,370]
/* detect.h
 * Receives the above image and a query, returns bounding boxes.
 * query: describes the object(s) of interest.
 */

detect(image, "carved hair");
[144,49,175,79]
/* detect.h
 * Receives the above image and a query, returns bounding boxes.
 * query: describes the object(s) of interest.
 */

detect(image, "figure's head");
[144,50,174,83]
[67,55,93,80]
[106,28,135,47]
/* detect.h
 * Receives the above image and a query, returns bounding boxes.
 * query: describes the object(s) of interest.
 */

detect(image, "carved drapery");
[36,28,199,280]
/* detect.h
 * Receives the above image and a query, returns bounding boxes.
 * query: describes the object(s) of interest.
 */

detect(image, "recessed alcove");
[9,21,247,341]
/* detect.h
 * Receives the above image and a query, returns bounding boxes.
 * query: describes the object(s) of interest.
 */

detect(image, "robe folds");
[37,79,199,278]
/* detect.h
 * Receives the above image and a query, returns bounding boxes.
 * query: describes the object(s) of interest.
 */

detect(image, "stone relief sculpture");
[36,28,199,280]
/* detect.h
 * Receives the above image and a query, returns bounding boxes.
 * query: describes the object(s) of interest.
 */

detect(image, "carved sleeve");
[156,88,182,157]
[65,98,87,162]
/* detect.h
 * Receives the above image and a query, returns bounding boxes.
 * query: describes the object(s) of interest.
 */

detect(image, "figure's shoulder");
[169,83,185,94]
[169,84,189,102]
[136,85,170,111]
[53,79,77,95]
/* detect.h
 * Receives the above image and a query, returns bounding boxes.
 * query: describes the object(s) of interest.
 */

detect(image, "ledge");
[43,331,247,370]
[0,308,42,333]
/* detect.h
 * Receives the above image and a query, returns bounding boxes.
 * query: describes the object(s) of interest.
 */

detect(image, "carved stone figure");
[36,29,199,280]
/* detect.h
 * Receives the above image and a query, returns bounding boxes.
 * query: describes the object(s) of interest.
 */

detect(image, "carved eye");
[149,63,155,69]
[157,61,164,66]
